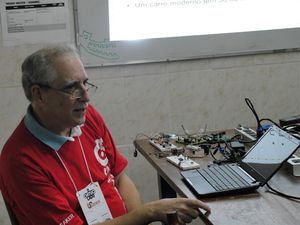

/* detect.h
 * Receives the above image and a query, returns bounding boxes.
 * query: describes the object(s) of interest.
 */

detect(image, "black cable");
[245,98,271,139]
[258,118,300,140]
[266,183,300,201]
[257,118,300,140]
[209,148,218,161]
[259,118,280,127]
[244,99,298,139]
[133,133,151,157]
[237,139,257,144]
[223,141,234,158]
[209,143,236,164]
[223,140,246,162]
[229,134,241,141]
[245,98,261,129]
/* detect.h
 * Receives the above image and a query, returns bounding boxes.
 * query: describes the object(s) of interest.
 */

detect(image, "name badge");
[76,182,112,225]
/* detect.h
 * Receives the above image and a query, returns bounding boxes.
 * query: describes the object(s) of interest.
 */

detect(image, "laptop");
[181,125,300,197]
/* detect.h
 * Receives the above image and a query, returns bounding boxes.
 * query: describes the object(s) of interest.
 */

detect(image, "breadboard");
[149,139,178,152]
[166,155,200,170]
[235,126,257,142]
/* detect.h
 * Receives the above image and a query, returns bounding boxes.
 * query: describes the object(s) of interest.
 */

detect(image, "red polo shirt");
[0,105,128,225]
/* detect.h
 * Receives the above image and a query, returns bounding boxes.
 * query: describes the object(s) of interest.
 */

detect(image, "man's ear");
[31,85,45,103]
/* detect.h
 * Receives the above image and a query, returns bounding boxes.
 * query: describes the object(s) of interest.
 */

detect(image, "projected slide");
[109,0,300,41]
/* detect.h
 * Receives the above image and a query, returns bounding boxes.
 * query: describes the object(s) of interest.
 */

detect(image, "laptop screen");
[241,125,300,183]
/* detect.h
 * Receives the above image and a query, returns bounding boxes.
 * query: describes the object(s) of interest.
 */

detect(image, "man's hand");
[146,198,211,225]
[115,173,211,225]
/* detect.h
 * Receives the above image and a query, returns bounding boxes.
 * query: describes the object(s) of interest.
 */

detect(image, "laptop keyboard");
[197,164,254,191]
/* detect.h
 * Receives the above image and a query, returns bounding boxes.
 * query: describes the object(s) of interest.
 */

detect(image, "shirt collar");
[24,106,82,151]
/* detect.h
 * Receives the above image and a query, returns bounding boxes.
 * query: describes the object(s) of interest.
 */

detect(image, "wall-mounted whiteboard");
[74,0,300,67]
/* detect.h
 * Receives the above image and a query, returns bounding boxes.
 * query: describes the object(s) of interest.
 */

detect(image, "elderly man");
[0,45,210,225]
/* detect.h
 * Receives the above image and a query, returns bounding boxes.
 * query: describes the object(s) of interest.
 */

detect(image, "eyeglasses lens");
[71,82,98,98]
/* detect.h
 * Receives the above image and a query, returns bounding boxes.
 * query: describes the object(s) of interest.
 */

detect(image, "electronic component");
[279,115,300,127]
[286,155,300,176]
[186,145,202,151]
[230,141,246,155]
[149,139,178,152]
[166,154,200,170]
[235,125,257,142]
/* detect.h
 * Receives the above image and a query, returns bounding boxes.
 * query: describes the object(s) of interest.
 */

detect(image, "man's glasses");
[37,80,98,99]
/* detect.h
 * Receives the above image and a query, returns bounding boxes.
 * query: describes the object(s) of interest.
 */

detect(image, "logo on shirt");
[59,214,75,225]
[94,138,115,184]
[94,138,108,166]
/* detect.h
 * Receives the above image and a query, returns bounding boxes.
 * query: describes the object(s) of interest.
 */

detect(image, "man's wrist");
[142,201,167,223]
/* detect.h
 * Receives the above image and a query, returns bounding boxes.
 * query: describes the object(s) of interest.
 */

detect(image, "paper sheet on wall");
[0,0,70,46]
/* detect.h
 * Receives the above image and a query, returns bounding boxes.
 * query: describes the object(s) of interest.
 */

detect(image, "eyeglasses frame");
[35,81,98,99]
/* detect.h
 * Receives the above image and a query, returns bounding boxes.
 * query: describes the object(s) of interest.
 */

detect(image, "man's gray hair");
[21,44,80,101]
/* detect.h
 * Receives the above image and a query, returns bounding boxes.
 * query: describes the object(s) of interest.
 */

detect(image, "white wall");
[0,1,300,225]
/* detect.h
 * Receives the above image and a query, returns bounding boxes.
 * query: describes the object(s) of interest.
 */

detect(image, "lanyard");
[55,137,93,192]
